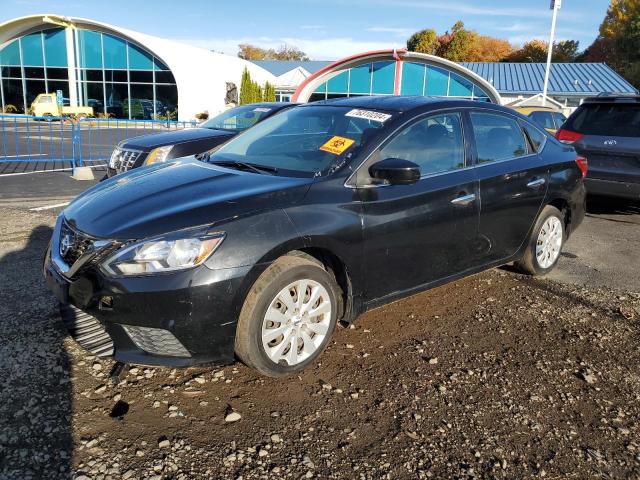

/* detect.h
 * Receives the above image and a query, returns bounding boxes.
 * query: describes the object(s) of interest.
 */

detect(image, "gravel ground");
[1,207,639,480]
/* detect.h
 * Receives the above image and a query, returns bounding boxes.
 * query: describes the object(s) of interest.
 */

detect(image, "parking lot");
[0,184,639,479]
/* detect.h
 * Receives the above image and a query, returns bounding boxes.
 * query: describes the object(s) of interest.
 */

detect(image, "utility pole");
[542,0,561,106]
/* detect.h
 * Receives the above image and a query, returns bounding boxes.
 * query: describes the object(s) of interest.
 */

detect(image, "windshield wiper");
[210,159,278,175]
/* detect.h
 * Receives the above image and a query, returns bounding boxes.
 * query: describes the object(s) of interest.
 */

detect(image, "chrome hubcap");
[261,279,332,366]
[536,216,563,269]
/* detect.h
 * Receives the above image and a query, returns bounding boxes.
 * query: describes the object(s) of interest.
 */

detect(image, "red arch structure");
[293,48,502,104]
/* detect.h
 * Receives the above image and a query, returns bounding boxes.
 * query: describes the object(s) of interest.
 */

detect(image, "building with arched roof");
[292,49,502,104]
[0,14,275,120]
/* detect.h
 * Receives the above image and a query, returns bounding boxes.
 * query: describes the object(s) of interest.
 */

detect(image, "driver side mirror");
[369,158,421,185]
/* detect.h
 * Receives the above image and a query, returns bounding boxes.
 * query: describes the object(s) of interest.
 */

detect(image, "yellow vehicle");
[31,93,94,119]
[513,106,566,134]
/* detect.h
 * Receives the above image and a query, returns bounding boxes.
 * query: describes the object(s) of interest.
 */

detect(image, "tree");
[407,28,439,55]
[263,81,276,102]
[554,40,580,62]
[508,39,549,62]
[239,67,254,105]
[237,43,309,61]
[238,44,270,60]
[437,21,478,62]
[406,21,513,61]
[585,0,640,87]
[274,45,309,61]
[468,35,514,62]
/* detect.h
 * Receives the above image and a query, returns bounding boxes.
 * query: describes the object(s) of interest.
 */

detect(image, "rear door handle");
[451,193,476,206]
[526,178,546,189]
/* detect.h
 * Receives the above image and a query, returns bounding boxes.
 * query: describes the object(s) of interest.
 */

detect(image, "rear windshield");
[201,105,275,131]
[565,103,640,137]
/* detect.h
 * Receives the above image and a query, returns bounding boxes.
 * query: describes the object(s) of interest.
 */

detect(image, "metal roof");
[462,62,638,96]
[251,60,331,76]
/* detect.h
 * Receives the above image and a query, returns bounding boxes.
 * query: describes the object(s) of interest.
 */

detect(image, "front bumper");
[585,177,640,200]
[44,239,253,367]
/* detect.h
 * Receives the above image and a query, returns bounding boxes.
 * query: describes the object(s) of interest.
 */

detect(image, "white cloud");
[171,35,403,60]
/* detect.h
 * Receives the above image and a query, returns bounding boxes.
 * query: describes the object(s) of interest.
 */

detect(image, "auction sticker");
[320,136,356,155]
[345,109,392,123]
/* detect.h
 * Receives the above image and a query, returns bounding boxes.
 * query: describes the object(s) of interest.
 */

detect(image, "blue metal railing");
[0,115,198,173]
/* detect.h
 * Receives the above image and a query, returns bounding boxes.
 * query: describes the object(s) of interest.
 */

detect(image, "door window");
[470,112,528,163]
[521,122,546,152]
[378,112,465,176]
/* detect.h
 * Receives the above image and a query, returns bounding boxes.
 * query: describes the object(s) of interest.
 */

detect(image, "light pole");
[542,0,561,107]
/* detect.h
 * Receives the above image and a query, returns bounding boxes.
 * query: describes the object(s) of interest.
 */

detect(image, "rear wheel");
[516,205,565,276]
[235,255,339,377]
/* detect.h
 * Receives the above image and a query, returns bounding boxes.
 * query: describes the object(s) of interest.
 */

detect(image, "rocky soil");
[1,207,639,479]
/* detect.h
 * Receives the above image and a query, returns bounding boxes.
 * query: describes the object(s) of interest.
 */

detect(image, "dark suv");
[556,95,640,199]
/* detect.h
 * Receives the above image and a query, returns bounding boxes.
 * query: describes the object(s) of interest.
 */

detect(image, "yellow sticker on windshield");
[320,136,355,155]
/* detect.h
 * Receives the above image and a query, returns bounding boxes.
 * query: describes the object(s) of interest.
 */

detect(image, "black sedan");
[106,102,293,177]
[44,96,585,377]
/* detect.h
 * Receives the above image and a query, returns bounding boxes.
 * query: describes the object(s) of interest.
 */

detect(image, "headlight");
[103,230,225,276]
[145,145,174,165]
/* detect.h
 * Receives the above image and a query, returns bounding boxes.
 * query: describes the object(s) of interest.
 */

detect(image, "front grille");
[60,304,114,357]
[122,325,191,358]
[59,221,94,266]
[109,147,145,173]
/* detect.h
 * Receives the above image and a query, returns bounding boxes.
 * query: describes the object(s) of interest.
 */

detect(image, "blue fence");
[0,115,198,173]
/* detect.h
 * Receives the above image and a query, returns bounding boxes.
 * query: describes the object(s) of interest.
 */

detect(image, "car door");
[355,110,481,301]
[469,110,549,263]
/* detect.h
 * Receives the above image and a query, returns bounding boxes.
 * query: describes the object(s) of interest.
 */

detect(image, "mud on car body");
[45,96,586,377]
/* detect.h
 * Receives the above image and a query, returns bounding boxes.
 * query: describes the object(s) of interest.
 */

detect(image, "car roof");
[304,95,513,114]
[582,94,640,104]
[247,102,293,109]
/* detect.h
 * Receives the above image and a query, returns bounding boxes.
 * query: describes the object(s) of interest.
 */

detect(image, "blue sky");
[2,0,610,60]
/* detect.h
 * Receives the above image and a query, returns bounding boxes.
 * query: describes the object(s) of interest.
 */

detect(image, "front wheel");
[235,255,340,377]
[515,205,565,276]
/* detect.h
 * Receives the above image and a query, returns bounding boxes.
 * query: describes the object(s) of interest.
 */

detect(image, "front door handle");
[451,193,476,206]
[526,178,546,189]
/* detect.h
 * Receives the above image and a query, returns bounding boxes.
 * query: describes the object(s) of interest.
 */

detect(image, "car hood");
[122,127,235,150]
[64,159,312,239]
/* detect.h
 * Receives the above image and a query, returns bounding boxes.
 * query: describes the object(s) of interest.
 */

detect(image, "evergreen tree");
[263,82,276,102]
[239,67,253,105]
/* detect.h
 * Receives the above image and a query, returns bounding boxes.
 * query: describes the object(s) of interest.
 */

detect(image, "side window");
[552,112,566,128]
[529,111,555,130]
[39,96,53,104]
[470,112,528,164]
[378,112,465,176]
[521,122,546,152]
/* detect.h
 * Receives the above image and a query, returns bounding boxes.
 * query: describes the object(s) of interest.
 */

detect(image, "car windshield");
[565,103,640,137]
[200,105,276,131]
[208,105,392,177]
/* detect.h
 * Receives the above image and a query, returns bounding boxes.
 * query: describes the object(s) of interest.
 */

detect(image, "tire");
[515,205,565,276]
[235,255,340,377]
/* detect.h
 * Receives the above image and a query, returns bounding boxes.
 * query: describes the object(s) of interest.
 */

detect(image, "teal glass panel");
[103,34,127,69]
[78,30,102,68]
[425,66,449,96]
[0,39,21,66]
[472,84,489,100]
[326,71,348,93]
[43,29,67,67]
[128,43,153,70]
[153,57,169,71]
[371,61,395,94]
[401,62,425,96]
[449,73,473,97]
[349,64,371,94]
[21,33,44,66]
[314,82,327,93]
